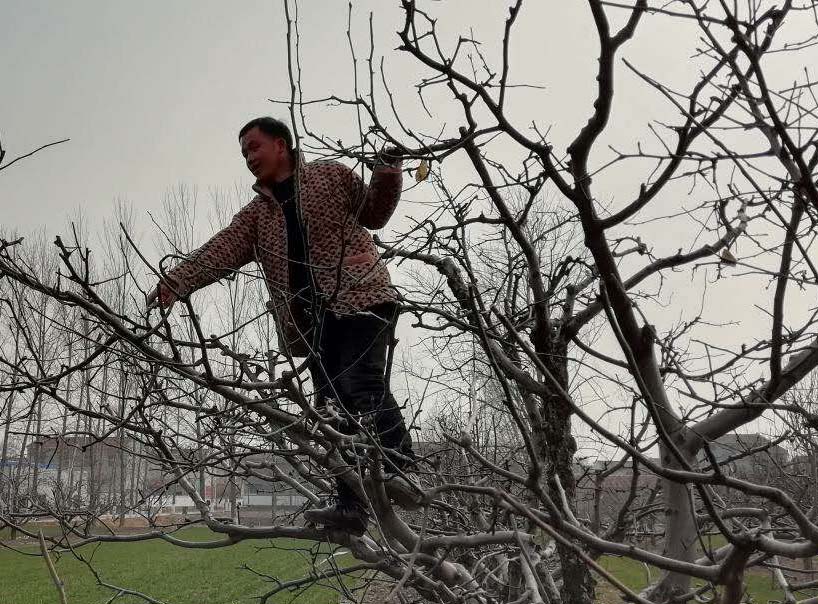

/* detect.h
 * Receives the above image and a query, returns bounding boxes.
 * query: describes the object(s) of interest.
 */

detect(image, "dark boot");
[304,499,369,535]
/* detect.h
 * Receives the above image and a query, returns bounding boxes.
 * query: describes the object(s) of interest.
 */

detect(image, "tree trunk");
[130,439,139,511]
[30,316,48,505]
[806,450,818,572]
[0,325,20,509]
[1,389,15,542]
[56,336,73,501]
[118,362,127,526]
[592,470,603,535]
[14,409,34,504]
[644,443,698,601]
[31,394,42,504]
[0,394,12,505]
[538,339,596,604]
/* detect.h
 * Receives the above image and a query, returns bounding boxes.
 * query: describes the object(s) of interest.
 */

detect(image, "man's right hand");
[146,280,181,310]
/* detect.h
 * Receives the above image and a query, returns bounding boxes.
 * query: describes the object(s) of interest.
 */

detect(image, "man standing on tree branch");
[147,117,415,534]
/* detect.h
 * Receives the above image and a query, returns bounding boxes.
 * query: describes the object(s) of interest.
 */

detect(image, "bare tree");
[281,1,818,602]
[7,2,818,604]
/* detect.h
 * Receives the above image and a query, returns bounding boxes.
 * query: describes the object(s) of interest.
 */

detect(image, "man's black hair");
[238,117,294,153]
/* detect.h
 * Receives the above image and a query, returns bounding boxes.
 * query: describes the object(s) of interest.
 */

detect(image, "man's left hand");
[363,146,404,169]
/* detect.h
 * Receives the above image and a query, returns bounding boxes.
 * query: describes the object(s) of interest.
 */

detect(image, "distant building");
[702,433,788,479]
[574,458,661,536]
[9,435,309,522]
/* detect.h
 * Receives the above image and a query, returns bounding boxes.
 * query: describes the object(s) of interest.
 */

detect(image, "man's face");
[240,127,288,183]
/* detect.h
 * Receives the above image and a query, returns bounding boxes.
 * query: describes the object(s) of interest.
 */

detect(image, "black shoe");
[304,500,369,535]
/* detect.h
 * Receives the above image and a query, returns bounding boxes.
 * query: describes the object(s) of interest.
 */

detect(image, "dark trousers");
[309,302,414,504]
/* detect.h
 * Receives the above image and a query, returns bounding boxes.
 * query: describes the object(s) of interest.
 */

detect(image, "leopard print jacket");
[164,158,402,354]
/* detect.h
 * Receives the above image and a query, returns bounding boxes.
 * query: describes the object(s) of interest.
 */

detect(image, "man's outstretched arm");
[148,203,257,308]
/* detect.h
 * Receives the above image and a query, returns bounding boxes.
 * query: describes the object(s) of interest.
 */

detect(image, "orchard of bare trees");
[6,2,818,603]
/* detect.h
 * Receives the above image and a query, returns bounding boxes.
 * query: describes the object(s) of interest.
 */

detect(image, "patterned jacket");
[164,157,402,354]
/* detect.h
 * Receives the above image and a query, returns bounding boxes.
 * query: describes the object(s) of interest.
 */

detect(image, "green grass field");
[2,528,815,604]
[0,527,351,604]
[596,555,803,604]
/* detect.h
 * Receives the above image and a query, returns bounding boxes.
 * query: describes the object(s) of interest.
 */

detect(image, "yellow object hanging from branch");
[415,159,430,182]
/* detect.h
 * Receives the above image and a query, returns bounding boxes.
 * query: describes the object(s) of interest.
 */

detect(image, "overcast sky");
[2,1,293,234]
[3,1,815,451]
[0,1,701,236]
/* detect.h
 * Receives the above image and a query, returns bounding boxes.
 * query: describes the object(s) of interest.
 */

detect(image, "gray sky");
[1,1,698,236]
[3,1,814,452]
[2,1,291,233]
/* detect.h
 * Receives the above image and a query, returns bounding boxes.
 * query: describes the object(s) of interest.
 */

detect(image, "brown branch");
[0,138,69,173]
[38,530,68,604]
